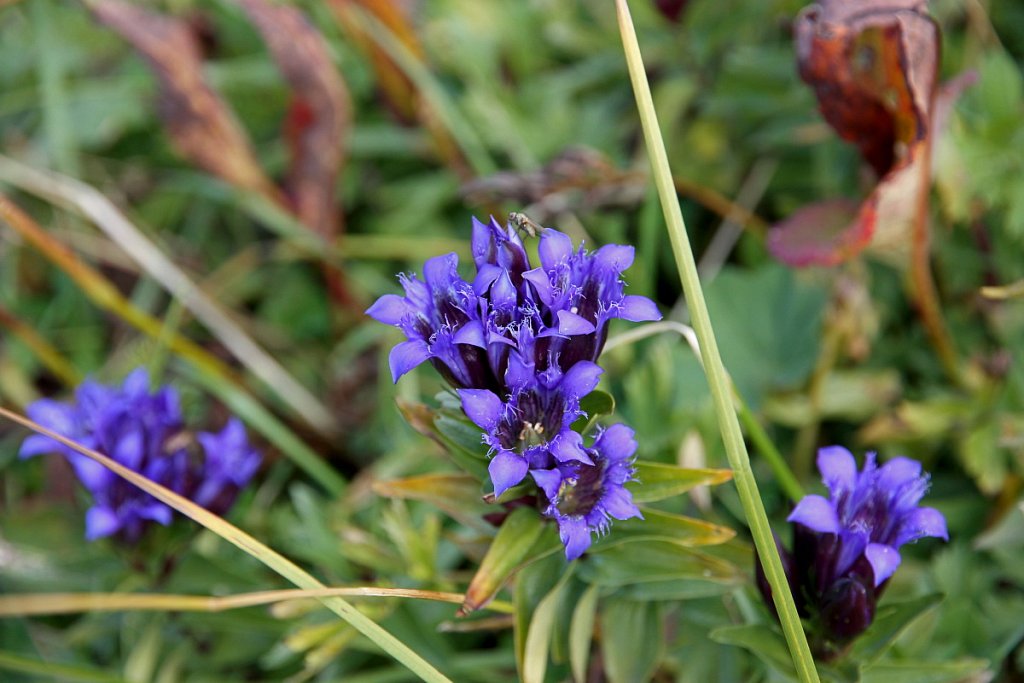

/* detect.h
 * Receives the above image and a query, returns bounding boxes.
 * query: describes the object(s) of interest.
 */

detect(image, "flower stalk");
[614,1,820,680]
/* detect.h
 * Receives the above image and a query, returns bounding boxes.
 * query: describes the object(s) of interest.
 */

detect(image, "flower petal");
[618,295,661,322]
[458,389,503,431]
[817,445,858,498]
[594,243,634,272]
[593,423,637,463]
[453,320,486,348]
[84,506,122,540]
[602,486,642,521]
[895,506,948,545]
[522,268,554,306]
[865,543,901,586]
[538,230,574,270]
[422,252,460,287]
[558,516,592,561]
[550,431,592,465]
[489,451,529,497]
[19,434,61,459]
[556,309,596,336]
[473,263,503,295]
[787,494,840,534]
[561,361,602,398]
[876,456,922,493]
[365,294,407,325]
[531,468,563,501]
[388,340,431,383]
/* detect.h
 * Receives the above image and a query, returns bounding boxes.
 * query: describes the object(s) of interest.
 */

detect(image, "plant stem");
[910,113,963,388]
[614,3,820,681]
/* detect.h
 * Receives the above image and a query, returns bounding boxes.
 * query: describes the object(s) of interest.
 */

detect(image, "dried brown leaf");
[238,0,351,242]
[772,0,948,266]
[91,0,278,200]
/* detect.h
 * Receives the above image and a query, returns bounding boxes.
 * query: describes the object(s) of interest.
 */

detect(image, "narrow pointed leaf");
[629,462,732,503]
[569,584,600,683]
[461,507,558,615]
[600,598,663,683]
[372,473,491,530]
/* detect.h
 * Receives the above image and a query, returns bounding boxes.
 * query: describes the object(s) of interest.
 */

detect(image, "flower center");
[555,461,604,517]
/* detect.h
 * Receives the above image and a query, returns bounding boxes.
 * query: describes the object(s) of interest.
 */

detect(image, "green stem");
[614,3,819,682]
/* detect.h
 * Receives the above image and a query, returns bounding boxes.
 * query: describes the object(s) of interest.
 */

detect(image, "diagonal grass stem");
[615,2,819,680]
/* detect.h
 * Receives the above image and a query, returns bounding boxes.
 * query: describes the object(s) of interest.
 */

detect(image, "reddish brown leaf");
[795,0,939,177]
[237,0,351,243]
[330,0,423,123]
[772,0,943,266]
[91,1,278,200]
[329,0,472,179]
[768,199,866,267]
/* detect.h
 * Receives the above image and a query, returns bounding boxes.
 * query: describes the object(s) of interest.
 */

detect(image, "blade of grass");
[0,588,514,616]
[341,4,496,176]
[0,193,345,495]
[614,3,819,681]
[0,406,452,683]
[0,651,128,683]
[0,303,82,387]
[0,156,337,439]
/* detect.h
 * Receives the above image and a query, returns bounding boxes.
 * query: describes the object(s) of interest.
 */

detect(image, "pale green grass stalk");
[614,2,820,681]
[0,588,514,616]
[0,406,452,683]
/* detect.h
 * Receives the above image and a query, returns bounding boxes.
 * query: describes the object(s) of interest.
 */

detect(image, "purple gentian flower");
[459,337,602,496]
[530,423,642,560]
[788,446,948,587]
[366,252,495,390]
[522,228,661,370]
[368,216,658,558]
[19,369,261,542]
[757,446,947,658]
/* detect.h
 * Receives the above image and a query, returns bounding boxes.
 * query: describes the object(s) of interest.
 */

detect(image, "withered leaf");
[91,0,278,200]
[771,0,943,267]
[237,0,351,243]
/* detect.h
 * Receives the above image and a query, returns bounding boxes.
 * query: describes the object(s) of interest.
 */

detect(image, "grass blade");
[0,588,513,616]
[614,2,819,680]
[0,192,346,495]
[0,405,452,683]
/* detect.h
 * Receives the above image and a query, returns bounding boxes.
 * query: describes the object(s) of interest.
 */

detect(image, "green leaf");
[846,594,944,665]
[580,540,741,588]
[514,553,566,674]
[710,624,796,679]
[462,507,559,615]
[372,473,491,531]
[600,598,663,683]
[704,264,827,406]
[522,568,575,683]
[858,659,991,683]
[569,584,600,683]
[575,390,616,433]
[596,507,735,549]
[629,462,733,503]
[396,398,489,480]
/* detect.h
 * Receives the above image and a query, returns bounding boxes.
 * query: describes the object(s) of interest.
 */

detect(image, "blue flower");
[787,446,947,587]
[459,351,602,497]
[367,217,661,391]
[758,446,947,656]
[368,216,658,559]
[530,424,642,560]
[20,369,261,542]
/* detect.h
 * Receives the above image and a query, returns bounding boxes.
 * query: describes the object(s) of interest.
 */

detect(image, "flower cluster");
[368,217,659,559]
[20,368,262,543]
[757,446,947,658]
